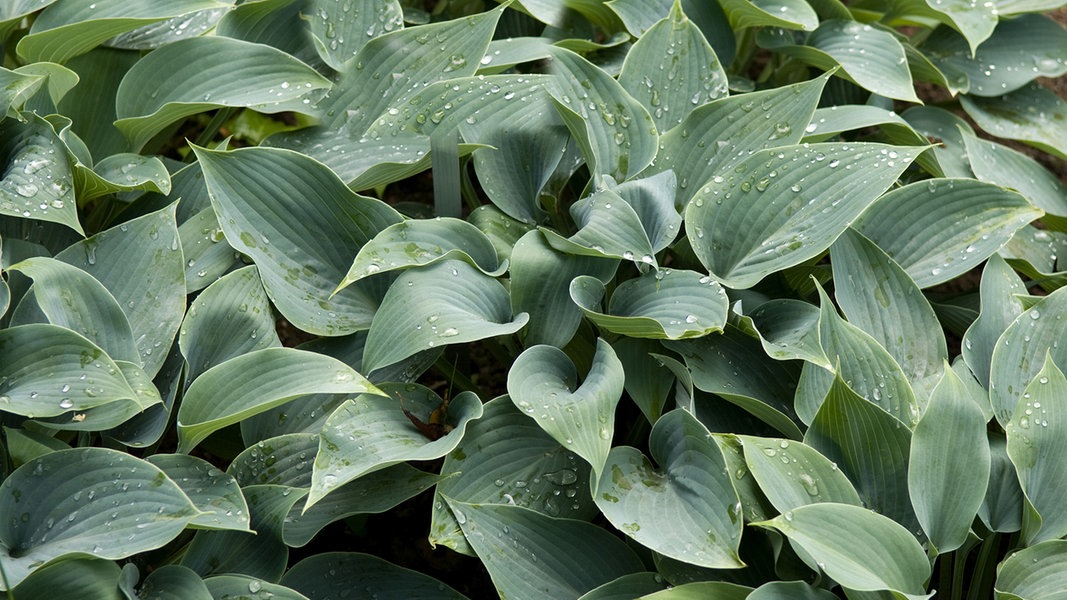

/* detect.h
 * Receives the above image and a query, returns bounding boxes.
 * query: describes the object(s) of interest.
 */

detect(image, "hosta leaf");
[612,338,674,424]
[748,581,840,600]
[181,484,299,580]
[308,0,404,70]
[108,7,229,50]
[179,266,281,384]
[194,145,403,336]
[16,0,223,64]
[595,409,744,569]
[339,217,503,290]
[446,500,643,600]
[431,397,596,554]
[547,47,658,181]
[617,1,727,133]
[718,0,818,30]
[77,153,170,202]
[962,133,1067,221]
[8,256,137,364]
[962,255,1026,389]
[0,323,139,418]
[1006,355,1067,545]
[981,431,1024,534]
[920,14,1067,97]
[203,576,307,600]
[777,21,918,102]
[804,376,917,533]
[469,206,534,263]
[308,383,481,507]
[178,208,238,293]
[543,189,657,264]
[714,434,774,523]
[0,448,199,590]
[686,142,921,289]
[830,228,948,401]
[577,573,669,600]
[902,105,974,178]
[908,367,990,553]
[507,231,618,348]
[28,359,160,433]
[961,83,1067,160]
[607,170,682,253]
[988,286,1067,425]
[115,37,330,151]
[995,540,1067,600]
[229,433,318,488]
[753,503,930,598]
[146,454,250,532]
[648,72,829,207]
[176,348,382,452]
[508,340,624,481]
[0,67,45,119]
[282,552,467,600]
[570,269,728,339]
[741,435,862,511]
[11,558,123,600]
[283,464,443,547]
[744,299,825,365]
[642,582,753,599]
[852,178,1040,289]
[55,205,184,378]
[101,340,184,448]
[53,48,136,157]
[665,324,803,439]
[138,565,212,600]
[363,260,526,370]
[0,113,80,234]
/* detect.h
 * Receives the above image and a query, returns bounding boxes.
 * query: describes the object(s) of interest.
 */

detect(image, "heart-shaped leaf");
[595,409,744,569]
[281,552,467,600]
[741,436,862,512]
[507,339,625,481]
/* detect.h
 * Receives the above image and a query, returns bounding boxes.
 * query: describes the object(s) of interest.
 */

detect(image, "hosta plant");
[1,0,1066,598]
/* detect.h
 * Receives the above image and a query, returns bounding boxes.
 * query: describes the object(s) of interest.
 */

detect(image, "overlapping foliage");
[0,0,1066,598]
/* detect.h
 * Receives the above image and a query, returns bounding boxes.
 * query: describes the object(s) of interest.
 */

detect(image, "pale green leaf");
[577,573,668,600]
[743,299,826,365]
[281,553,468,600]
[447,500,643,600]
[607,0,735,65]
[961,83,1067,160]
[612,338,674,424]
[431,397,596,554]
[194,144,403,336]
[0,323,140,418]
[107,7,229,50]
[146,454,251,532]
[138,565,212,600]
[542,189,657,264]
[980,431,1024,533]
[647,73,829,207]
[901,105,975,178]
[11,558,123,600]
[0,448,199,590]
[741,435,862,511]
[830,228,948,401]
[77,153,170,202]
[962,254,1026,388]
[920,14,1067,96]
[595,409,744,568]
[308,383,481,507]
[7,256,137,364]
[570,269,727,339]
[115,37,330,151]
[179,266,281,384]
[908,367,990,553]
[804,376,918,534]
[308,0,404,70]
[1006,355,1067,545]
[687,142,922,289]
[203,576,308,600]
[55,205,185,378]
[617,1,727,133]
[641,581,753,600]
[547,47,658,181]
[718,0,818,30]
[853,178,1041,289]
[228,433,318,488]
[995,540,1067,600]
[177,208,238,294]
[963,133,1067,221]
[16,0,224,64]
[753,503,930,598]
[176,348,382,452]
[988,286,1067,425]
[0,113,80,235]
[362,260,528,372]
[339,217,503,290]
[508,339,624,481]
[665,324,803,439]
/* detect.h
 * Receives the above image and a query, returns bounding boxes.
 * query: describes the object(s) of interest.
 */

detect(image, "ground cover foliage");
[0,0,1066,598]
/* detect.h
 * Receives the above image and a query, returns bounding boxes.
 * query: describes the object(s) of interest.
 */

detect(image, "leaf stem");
[967,532,1000,600]
[191,107,239,155]
[433,354,481,397]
